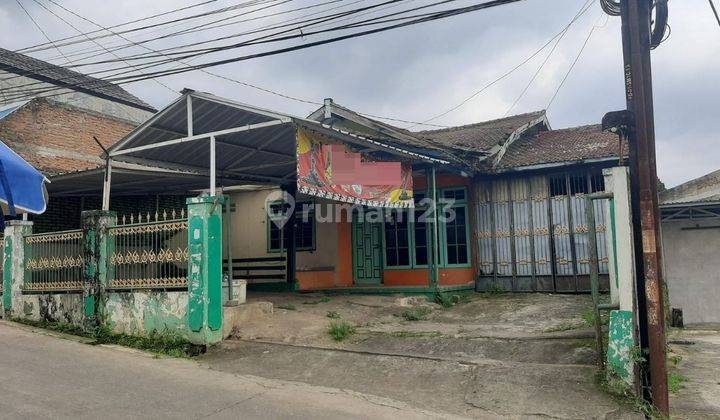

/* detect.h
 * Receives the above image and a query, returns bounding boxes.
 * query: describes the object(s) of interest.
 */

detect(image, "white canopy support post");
[210,135,216,196]
[102,159,112,211]
[186,95,193,137]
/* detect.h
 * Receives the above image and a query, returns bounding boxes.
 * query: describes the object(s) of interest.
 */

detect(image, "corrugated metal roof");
[108,90,446,187]
[660,169,720,206]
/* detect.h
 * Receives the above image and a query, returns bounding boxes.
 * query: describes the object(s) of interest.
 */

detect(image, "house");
[0,48,182,232]
[217,98,623,293]
[660,170,720,325]
[31,83,625,295]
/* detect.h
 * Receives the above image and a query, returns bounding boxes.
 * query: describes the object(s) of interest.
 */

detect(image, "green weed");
[12,318,89,337]
[11,318,201,358]
[277,303,297,311]
[401,307,432,321]
[384,330,442,339]
[581,307,609,328]
[326,311,341,319]
[479,283,506,298]
[303,297,332,305]
[327,320,356,341]
[93,327,203,358]
[543,322,585,333]
[597,373,659,418]
[668,372,688,394]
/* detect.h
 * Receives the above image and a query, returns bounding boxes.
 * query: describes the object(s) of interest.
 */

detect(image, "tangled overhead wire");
[598,0,669,48]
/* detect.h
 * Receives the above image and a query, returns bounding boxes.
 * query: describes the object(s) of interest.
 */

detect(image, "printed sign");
[296,128,413,208]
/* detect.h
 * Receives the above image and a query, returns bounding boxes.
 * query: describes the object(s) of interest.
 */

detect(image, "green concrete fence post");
[81,210,116,331]
[2,221,32,318]
[186,195,224,345]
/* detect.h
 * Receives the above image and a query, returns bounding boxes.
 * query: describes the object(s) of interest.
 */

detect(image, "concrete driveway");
[205,292,643,419]
[0,321,456,419]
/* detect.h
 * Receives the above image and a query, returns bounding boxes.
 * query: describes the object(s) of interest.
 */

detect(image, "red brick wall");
[0,98,137,176]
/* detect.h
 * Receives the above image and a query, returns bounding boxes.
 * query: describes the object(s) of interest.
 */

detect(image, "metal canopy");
[48,162,211,196]
[107,90,447,189]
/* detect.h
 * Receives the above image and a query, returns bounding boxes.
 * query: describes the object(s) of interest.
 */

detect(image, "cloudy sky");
[1,0,717,187]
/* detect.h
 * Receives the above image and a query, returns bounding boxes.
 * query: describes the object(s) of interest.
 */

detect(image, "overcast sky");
[1,0,717,187]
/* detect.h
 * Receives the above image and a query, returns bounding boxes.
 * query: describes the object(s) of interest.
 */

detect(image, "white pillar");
[102,159,112,211]
[186,95,193,137]
[210,136,216,196]
[603,166,636,312]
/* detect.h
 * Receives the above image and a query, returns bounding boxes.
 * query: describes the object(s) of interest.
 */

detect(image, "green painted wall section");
[606,310,635,384]
[186,195,224,345]
[105,291,188,337]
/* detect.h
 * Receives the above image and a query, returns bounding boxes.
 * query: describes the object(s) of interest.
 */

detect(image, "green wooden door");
[352,213,383,285]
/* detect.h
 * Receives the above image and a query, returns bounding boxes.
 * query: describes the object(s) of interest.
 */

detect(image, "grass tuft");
[596,373,659,418]
[303,297,332,305]
[385,330,442,339]
[479,283,506,298]
[401,307,432,321]
[668,372,688,394]
[11,318,202,358]
[543,322,586,333]
[327,320,356,341]
[326,311,341,319]
[277,303,297,311]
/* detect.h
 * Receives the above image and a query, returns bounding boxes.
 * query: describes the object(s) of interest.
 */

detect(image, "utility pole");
[604,0,669,415]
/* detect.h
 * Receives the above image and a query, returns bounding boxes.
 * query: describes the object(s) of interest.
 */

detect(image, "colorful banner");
[296,128,413,208]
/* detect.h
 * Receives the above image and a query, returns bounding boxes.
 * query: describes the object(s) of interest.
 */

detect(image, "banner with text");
[296,128,413,208]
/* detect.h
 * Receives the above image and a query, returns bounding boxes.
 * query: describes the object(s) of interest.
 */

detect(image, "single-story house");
[36,87,625,295]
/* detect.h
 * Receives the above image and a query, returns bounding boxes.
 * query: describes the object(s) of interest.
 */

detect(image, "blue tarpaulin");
[0,139,48,219]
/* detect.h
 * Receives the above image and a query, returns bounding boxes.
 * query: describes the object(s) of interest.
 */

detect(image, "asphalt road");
[0,321,455,419]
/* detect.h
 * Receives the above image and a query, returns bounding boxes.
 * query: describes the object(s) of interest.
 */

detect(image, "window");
[384,210,411,267]
[268,201,315,252]
[412,197,429,267]
[590,173,605,192]
[549,176,568,197]
[569,174,589,195]
[380,187,470,269]
[441,188,470,266]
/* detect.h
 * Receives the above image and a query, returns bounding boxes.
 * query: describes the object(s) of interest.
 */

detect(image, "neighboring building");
[660,170,720,325]
[0,48,165,232]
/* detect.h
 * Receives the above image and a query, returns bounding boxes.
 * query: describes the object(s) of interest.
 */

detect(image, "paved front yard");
[201,292,643,418]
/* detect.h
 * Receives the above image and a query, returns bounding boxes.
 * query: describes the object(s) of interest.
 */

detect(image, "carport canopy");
[93,89,446,207]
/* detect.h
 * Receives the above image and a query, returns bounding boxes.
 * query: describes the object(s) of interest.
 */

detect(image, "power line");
[709,0,720,28]
[1,0,373,89]
[13,0,73,65]
[1,0,454,97]
[502,0,594,117]
[545,14,600,111]
[1,0,525,107]
[407,0,593,128]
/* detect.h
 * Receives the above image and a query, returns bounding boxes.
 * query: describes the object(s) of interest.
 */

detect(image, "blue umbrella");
[0,139,48,227]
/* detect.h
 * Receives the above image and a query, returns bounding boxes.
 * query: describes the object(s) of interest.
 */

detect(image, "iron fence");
[23,229,84,291]
[107,210,188,290]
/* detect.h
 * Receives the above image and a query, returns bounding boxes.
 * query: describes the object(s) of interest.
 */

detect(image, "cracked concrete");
[0,321,457,419]
[202,292,641,419]
[669,327,720,419]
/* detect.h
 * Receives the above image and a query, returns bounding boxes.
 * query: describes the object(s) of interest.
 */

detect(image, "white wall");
[223,189,338,269]
[662,218,720,325]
